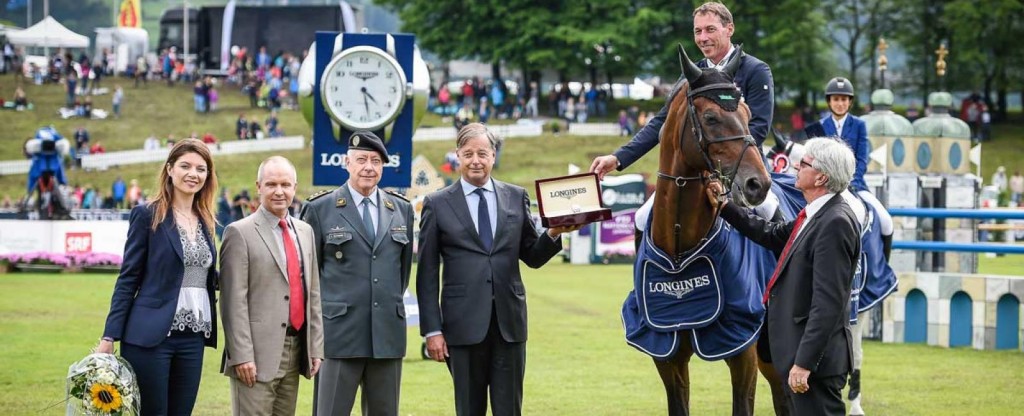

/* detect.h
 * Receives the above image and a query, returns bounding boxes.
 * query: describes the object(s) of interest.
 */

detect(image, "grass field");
[1,265,1023,415]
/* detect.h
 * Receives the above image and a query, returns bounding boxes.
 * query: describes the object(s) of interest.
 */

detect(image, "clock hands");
[362,91,370,117]
[361,86,379,104]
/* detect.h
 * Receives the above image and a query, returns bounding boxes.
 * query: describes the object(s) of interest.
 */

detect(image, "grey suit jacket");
[220,207,324,382]
[300,184,414,359]
[416,179,562,346]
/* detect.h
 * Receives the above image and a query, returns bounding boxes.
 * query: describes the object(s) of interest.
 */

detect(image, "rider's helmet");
[825,77,855,99]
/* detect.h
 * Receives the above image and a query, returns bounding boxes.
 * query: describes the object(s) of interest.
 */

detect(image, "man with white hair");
[708,138,860,415]
[301,131,414,416]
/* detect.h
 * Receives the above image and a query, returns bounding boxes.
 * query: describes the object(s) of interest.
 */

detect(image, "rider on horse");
[804,77,894,260]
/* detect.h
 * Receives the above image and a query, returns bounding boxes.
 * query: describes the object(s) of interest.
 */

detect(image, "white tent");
[6,16,89,49]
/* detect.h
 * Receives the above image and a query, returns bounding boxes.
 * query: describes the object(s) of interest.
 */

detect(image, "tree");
[943,0,1024,122]
[818,0,902,110]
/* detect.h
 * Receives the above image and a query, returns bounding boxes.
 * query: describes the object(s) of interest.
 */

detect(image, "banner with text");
[593,174,646,263]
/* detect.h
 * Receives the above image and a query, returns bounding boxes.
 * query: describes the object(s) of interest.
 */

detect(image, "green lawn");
[1,265,1022,415]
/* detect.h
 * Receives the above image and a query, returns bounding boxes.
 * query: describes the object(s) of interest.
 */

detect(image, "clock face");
[320,46,407,131]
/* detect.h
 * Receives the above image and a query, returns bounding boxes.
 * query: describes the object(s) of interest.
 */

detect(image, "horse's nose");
[744,177,765,200]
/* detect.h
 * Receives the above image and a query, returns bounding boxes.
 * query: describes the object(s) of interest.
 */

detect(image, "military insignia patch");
[307,190,330,202]
[336,198,347,207]
[384,199,394,210]
[383,189,409,202]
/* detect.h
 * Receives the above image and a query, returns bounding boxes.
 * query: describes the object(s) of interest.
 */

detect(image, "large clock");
[320,45,409,131]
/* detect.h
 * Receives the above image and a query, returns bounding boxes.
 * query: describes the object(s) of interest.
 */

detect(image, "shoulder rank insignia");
[383,189,409,202]
[307,189,330,202]
[384,199,395,211]
[336,198,347,207]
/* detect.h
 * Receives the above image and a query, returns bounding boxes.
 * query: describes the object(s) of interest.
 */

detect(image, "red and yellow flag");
[117,0,141,28]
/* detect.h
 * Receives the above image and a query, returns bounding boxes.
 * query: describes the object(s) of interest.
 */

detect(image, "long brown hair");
[149,139,218,235]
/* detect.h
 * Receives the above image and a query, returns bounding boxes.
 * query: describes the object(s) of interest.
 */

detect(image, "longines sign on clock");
[313,32,416,187]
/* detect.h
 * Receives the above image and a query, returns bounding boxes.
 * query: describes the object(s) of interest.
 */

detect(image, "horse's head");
[666,44,770,207]
[766,127,805,174]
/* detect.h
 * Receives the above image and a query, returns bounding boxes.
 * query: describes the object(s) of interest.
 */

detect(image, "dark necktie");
[763,209,807,304]
[474,188,493,251]
[279,218,304,330]
[361,198,376,241]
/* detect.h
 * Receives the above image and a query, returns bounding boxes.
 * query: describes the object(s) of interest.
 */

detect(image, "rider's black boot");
[882,233,893,261]
[848,369,861,400]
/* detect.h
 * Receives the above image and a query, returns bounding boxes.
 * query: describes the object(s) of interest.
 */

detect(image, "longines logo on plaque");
[535,173,613,228]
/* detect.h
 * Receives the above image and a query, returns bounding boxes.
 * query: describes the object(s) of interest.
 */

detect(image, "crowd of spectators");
[431,78,615,129]
[234,111,284,140]
[960,93,992,142]
[64,176,144,210]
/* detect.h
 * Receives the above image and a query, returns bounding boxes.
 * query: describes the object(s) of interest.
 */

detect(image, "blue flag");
[7,0,28,12]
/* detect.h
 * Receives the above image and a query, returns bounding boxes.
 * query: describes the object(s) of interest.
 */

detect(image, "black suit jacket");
[103,204,219,348]
[720,194,858,377]
[416,179,562,346]
[613,48,774,169]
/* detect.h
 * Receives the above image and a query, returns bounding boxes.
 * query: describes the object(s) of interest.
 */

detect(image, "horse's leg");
[755,349,790,416]
[724,345,758,416]
[653,332,693,416]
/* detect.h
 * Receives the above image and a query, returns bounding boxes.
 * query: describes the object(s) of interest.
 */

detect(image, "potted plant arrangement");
[6,252,71,273]
[72,253,123,274]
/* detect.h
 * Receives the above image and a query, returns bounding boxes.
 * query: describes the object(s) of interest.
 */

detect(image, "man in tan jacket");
[221,156,324,415]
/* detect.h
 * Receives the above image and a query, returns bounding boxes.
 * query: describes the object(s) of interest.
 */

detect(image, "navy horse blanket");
[622,217,776,360]
[769,173,898,322]
[622,173,898,361]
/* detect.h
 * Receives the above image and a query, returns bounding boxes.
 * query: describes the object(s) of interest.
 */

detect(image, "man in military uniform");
[301,131,414,416]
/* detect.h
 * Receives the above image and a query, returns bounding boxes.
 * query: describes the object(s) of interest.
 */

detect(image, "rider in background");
[590,1,774,179]
[805,77,894,258]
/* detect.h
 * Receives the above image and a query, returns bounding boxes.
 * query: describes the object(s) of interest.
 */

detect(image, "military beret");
[348,131,389,161]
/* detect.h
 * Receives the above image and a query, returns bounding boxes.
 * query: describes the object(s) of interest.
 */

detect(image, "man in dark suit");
[709,138,861,415]
[416,123,581,416]
[301,132,414,416]
[590,1,774,179]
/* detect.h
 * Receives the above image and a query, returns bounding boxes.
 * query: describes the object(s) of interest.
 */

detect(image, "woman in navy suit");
[97,139,220,415]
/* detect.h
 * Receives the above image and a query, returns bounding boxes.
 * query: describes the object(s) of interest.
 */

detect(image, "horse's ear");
[678,43,702,84]
[771,127,790,153]
[723,43,743,77]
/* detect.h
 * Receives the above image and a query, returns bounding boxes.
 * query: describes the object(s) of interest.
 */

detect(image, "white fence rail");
[567,123,621,136]
[79,136,306,171]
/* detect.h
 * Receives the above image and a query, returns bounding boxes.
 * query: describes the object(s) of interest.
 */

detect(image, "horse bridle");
[655,82,756,194]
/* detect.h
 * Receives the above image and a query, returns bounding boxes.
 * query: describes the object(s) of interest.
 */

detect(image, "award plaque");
[535,173,613,227]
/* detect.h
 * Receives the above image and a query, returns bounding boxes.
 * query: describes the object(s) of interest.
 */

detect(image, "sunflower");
[89,383,123,413]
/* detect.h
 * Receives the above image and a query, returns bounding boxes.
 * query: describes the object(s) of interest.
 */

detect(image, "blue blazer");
[614,48,774,170]
[820,115,869,192]
[103,204,219,348]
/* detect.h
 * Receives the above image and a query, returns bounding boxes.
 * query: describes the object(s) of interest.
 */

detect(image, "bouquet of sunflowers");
[65,353,139,415]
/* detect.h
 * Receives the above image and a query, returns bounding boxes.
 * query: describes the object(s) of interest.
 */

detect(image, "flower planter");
[82,265,121,274]
[15,263,66,273]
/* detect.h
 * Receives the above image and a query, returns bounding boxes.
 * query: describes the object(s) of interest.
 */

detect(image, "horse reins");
[656,82,756,190]
[655,82,756,261]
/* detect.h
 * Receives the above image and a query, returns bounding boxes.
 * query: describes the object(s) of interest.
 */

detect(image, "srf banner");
[118,0,141,28]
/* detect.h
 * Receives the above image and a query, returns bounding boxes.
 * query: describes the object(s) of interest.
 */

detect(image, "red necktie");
[763,209,807,304]
[280,218,305,330]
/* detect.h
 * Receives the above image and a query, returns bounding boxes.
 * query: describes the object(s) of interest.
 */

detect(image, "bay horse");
[643,45,787,415]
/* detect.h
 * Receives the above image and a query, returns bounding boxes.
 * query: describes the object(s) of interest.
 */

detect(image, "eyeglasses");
[799,159,815,170]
